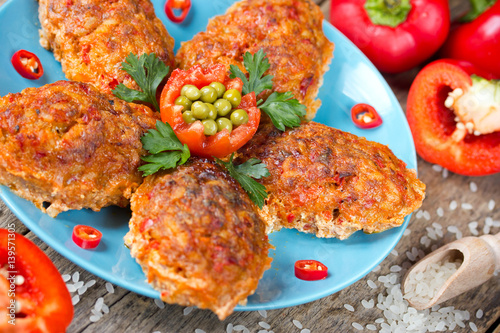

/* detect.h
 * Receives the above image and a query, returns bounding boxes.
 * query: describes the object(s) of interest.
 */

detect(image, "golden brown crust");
[0,80,158,217]
[124,158,272,320]
[237,121,426,239]
[38,0,175,94]
[176,0,334,119]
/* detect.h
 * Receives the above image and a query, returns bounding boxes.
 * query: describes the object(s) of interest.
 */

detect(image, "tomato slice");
[0,229,73,332]
[160,64,260,158]
[11,50,44,80]
[351,103,383,129]
[294,260,328,281]
[72,225,103,249]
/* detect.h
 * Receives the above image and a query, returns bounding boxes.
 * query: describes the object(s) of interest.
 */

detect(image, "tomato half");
[0,229,73,332]
[160,64,260,158]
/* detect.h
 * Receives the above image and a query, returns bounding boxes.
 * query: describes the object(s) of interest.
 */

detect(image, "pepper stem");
[460,0,496,22]
[364,0,412,28]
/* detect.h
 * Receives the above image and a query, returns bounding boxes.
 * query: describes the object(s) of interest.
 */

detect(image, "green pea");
[214,98,232,117]
[199,86,218,103]
[182,111,196,124]
[202,119,217,136]
[181,84,201,101]
[230,109,249,126]
[216,117,233,133]
[206,103,217,120]
[209,82,226,98]
[192,101,210,119]
[223,89,242,108]
[174,96,192,112]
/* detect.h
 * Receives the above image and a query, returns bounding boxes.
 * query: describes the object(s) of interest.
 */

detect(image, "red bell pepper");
[440,0,500,79]
[11,50,44,80]
[406,59,500,176]
[160,64,260,158]
[0,228,73,332]
[165,0,191,24]
[330,0,450,73]
[294,260,328,281]
[72,225,103,249]
[351,103,383,129]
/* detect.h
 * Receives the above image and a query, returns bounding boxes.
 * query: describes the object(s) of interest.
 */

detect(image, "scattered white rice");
[461,203,473,210]
[476,309,483,319]
[352,322,364,330]
[233,324,250,333]
[469,182,477,192]
[226,323,233,333]
[260,321,271,329]
[85,280,96,288]
[300,329,310,333]
[442,168,449,178]
[431,222,442,230]
[447,225,459,233]
[154,298,165,309]
[89,315,100,323]
[436,207,444,217]
[390,265,402,273]
[391,249,398,257]
[366,324,377,330]
[423,211,431,221]
[416,210,423,219]
[449,200,458,210]
[292,319,302,329]
[71,294,80,305]
[403,229,411,236]
[102,304,109,314]
[362,299,375,309]
[344,303,355,312]
[372,265,381,272]
[432,164,442,172]
[195,329,206,333]
[468,221,479,236]
[258,309,268,318]
[67,284,77,293]
[105,282,115,294]
[62,274,71,282]
[183,306,194,316]
[470,322,478,332]
[488,200,495,211]
[72,271,80,283]
[77,285,87,295]
[95,297,104,312]
[74,281,84,289]
[367,279,377,289]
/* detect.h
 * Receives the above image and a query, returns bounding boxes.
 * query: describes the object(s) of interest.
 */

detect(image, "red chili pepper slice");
[294,260,328,281]
[351,103,383,129]
[72,225,103,249]
[11,50,44,80]
[165,0,191,23]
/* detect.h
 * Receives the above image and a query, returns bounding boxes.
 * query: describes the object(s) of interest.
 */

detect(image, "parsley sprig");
[230,50,306,131]
[139,121,190,176]
[112,53,169,112]
[215,154,270,209]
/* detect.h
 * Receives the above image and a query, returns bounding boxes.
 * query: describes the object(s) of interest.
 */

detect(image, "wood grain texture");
[1,0,499,332]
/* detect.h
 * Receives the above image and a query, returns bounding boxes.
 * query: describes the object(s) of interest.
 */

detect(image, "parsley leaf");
[230,50,273,97]
[230,50,306,131]
[215,154,270,209]
[112,53,169,112]
[139,120,190,176]
[258,91,307,131]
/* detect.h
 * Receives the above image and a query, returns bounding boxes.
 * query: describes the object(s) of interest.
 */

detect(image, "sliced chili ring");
[351,103,383,129]
[165,0,191,23]
[294,260,328,281]
[72,225,103,249]
[11,50,44,80]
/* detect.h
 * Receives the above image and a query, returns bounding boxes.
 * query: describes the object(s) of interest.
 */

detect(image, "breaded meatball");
[237,121,426,239]
[124,158,272,320]
[0,80,158,217]
[176,0,334,119]
[38,0,175,94]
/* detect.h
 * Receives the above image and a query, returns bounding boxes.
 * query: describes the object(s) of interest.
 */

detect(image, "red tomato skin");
[0,229,73,332]
[406,60,500,176]
[330,0,450,73]
[160,64,260,158]
[440,1,500,79]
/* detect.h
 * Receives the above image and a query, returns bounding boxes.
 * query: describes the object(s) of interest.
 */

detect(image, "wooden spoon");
[402,232,500,310]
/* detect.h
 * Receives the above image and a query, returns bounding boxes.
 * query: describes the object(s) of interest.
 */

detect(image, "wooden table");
[1,0,499,332]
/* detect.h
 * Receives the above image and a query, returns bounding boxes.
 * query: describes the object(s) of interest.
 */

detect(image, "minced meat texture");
[236,121,426,239]
[124,158,272,320]
[0,80,158,217]
[176,0,334,119]
[38,0,175,94]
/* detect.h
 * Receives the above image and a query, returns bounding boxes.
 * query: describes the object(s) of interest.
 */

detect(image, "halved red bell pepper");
[0,229,73,332]
[440,0,500,79]
[406,59,500,176]
[351,103,383,129]
[330,0,450,73]
[294,260,328,281]
[160,64,260,158]
[11,50,44,80]
[165,0,191,24]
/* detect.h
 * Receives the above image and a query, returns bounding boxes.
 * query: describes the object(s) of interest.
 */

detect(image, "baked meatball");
[0,80,158,217]
[124,158,272,320]
[176,0,334,119]
[237,121,426,239]
[38,0,175,94]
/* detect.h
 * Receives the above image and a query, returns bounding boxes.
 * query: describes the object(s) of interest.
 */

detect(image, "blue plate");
[0,0,416,311]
